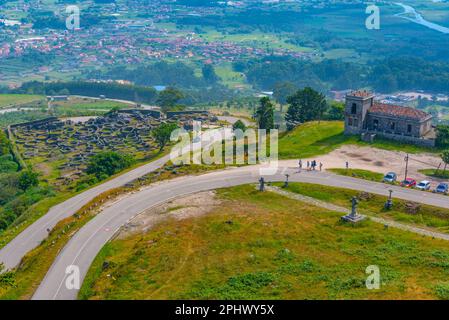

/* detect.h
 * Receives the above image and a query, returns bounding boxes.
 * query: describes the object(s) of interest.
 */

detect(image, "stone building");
[344,91,435,147]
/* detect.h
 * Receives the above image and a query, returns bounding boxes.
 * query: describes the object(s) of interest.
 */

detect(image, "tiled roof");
[348,90,373,98]
[369,103,430,120]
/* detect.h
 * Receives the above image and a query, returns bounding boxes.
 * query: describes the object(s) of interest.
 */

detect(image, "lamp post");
[385,189,393,210]
[404,154,409,181]
[283,174,289,188]
[259,177,265,191]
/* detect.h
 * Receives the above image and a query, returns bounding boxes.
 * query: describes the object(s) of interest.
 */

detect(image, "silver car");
[416,180,431,191]
[383,172,397,183]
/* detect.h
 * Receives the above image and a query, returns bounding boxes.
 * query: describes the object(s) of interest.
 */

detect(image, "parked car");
[435,183,449,194]
[401,178,416,188]
[416,180,431,191]
[383,172,397,183]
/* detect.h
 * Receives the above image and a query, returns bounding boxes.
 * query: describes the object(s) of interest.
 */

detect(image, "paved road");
[0,154,170,270]
[0,125,230,270]
[33,165,449,300]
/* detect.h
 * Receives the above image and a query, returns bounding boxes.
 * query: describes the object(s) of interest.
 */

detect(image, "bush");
[86,151,135,179]
[232,119,247,132]
[0,131,10,156]
[0,263,15,287]
[436,125,449,148]
[435,283,449,300]
[0,185,53,231]
[0,160,19,173]
[18,170,39,191]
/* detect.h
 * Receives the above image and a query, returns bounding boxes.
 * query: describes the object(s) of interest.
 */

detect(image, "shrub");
[0,158,19,173]
[18,170,39,191]
[86,151,135,179]
[232,119,247,132]
[435,283,449,300]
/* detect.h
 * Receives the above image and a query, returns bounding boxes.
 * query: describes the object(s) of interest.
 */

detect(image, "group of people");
[298,159,323,172]
[297,159,350,172]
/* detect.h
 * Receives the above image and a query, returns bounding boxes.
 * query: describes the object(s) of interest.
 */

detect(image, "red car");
[401,178,416,188]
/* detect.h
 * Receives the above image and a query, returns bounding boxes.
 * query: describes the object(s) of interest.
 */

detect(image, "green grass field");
[278,121,351,159]
[79,184,449,300]
[419,169,449,179]
[279,182,449,230]
[278,121,438,160]
[52,98,129,117]
[327,168,385,182]
[0,94,44,108]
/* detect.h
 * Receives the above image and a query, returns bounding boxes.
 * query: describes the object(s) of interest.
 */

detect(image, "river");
[395,2,449,34]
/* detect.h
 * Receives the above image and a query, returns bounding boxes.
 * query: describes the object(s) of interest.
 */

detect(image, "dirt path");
[281,145,443,187]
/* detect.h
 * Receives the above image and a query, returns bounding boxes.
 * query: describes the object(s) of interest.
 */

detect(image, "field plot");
[50,97,129,117]
[0,94,44,108]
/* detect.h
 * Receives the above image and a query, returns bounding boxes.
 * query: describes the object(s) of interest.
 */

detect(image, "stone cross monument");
[341,196,366,223]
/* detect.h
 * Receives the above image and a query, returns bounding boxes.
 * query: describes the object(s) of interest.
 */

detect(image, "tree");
[255,97,274,130]
[202,64,219,84]
[152,123,179,151]
[106,106,122,115]
[436,125,449,148]
[18,170,39,191]
[273,82,297,112]
[442,150,449,174]
[0,131,10,156]
[325,101,345,120]
[285,87,328,130]
[58,88,70,95]
[232,119,246,132]
[86,151,134,179]
[156,87,184,113]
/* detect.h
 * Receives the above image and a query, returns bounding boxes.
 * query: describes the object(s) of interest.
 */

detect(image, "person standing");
[298,159,302,169]
[345,161,349,170]
[307,161,310,169]
[319,162,323,171]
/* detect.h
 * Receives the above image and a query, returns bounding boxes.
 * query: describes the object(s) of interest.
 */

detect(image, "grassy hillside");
[278,121,438,159]
[278,121,350,159]
[0,94,44,108]
[80,184,449,300]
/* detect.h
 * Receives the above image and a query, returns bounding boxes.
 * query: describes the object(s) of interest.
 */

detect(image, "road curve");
[0,154,170,270]
[33,165,449,300]
[0,125,231,270]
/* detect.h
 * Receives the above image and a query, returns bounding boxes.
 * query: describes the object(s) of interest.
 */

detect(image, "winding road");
[32,164,449,300]
[2,108,449,300]
[0,154,170,270]
[0,118,237,270]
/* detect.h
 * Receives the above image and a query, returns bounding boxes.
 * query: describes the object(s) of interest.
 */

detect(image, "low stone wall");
[363,131,435,147]
[166,110,208,118]
[118,109,161,119]
[10,117,59,129]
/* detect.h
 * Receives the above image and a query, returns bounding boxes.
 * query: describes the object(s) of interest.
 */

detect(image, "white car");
[416,180,431,191]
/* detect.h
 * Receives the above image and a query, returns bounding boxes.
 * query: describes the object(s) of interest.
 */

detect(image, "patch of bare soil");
[115,191,221,239]
[34,162,51,177]
[281,145,443,186]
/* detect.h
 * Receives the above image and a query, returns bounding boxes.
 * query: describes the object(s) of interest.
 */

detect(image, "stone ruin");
[11,110,215,185]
